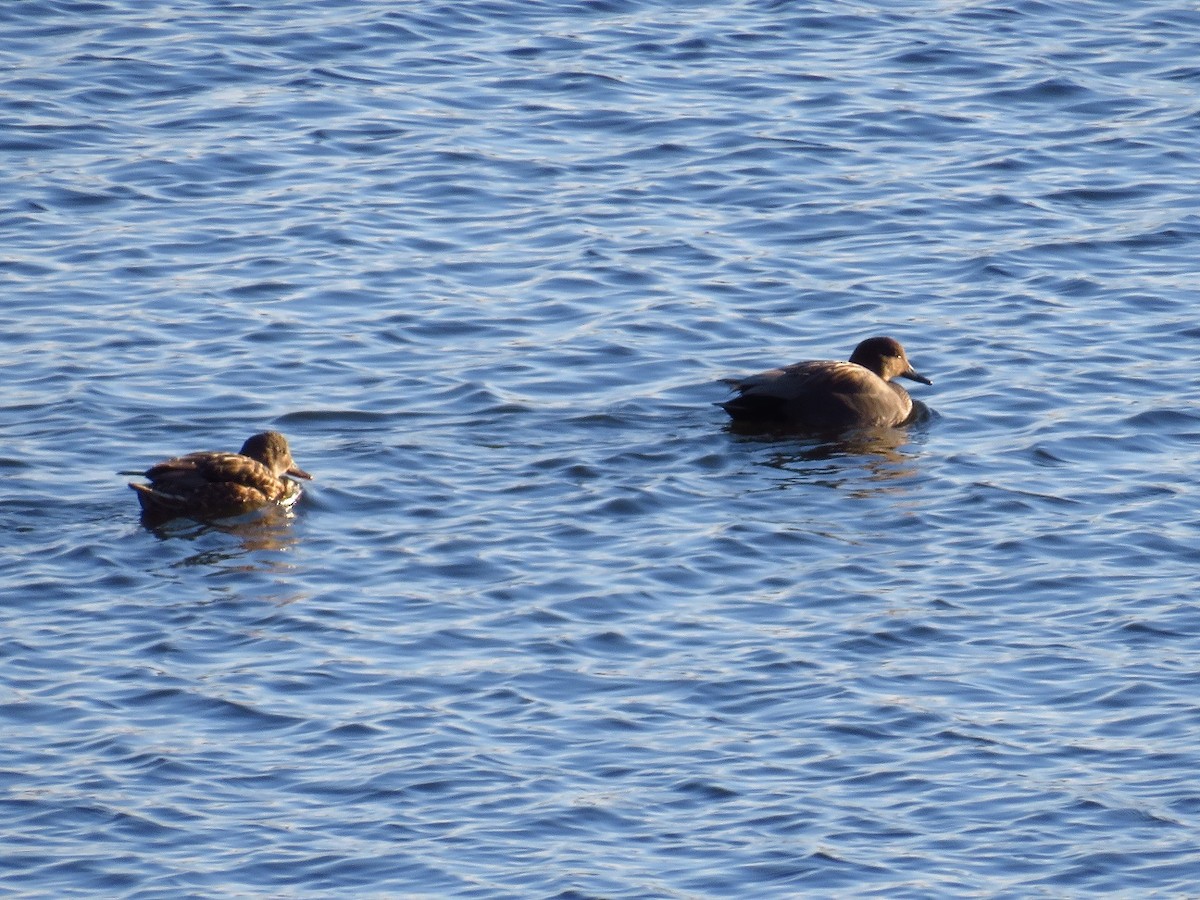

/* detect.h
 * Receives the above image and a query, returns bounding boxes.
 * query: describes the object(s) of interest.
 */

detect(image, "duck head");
[849,336,932,385]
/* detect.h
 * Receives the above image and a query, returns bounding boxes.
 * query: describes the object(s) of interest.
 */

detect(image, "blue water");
[5,0,1200,895]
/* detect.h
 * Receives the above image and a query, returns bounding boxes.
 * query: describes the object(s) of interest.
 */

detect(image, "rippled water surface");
[5,0,1200,895]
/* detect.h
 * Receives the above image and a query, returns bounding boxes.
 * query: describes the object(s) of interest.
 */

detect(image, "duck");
[721,336,932,430]
[129,431,312,521]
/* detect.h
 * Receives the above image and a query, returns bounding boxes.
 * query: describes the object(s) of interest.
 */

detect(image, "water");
[5,0,1200,895]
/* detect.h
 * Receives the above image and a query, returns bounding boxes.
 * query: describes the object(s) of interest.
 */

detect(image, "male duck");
[129,431,312,521]
[722,336,932,430]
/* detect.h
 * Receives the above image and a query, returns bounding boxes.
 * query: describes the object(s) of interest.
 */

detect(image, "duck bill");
[287,464,314,480]
[901,367,932,386]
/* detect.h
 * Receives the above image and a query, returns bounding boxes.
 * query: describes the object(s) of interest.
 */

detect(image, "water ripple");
[4,0,1200,896]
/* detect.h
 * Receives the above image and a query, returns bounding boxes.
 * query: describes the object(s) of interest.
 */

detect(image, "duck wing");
[144,451,277,493]
[722,361,851,415]
[723,361,909,428]
[733,360,860,395]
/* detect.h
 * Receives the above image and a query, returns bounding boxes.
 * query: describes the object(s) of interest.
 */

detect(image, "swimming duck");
[129,431,312,521]
[722,336,932,430]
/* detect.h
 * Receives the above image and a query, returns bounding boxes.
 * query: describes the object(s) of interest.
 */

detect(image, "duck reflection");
[141,501,304,570]
[727,401,931,489]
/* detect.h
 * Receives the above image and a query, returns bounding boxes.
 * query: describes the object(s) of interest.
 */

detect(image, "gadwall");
[129,431,312,521]
[722,336,932,430]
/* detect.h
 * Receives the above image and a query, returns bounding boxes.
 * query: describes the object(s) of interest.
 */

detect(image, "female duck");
[129,431,312,521]
[722,336,932,430]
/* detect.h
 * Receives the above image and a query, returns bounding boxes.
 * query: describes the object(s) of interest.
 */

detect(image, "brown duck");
[722,336,932,430]
[129,431,312,521]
